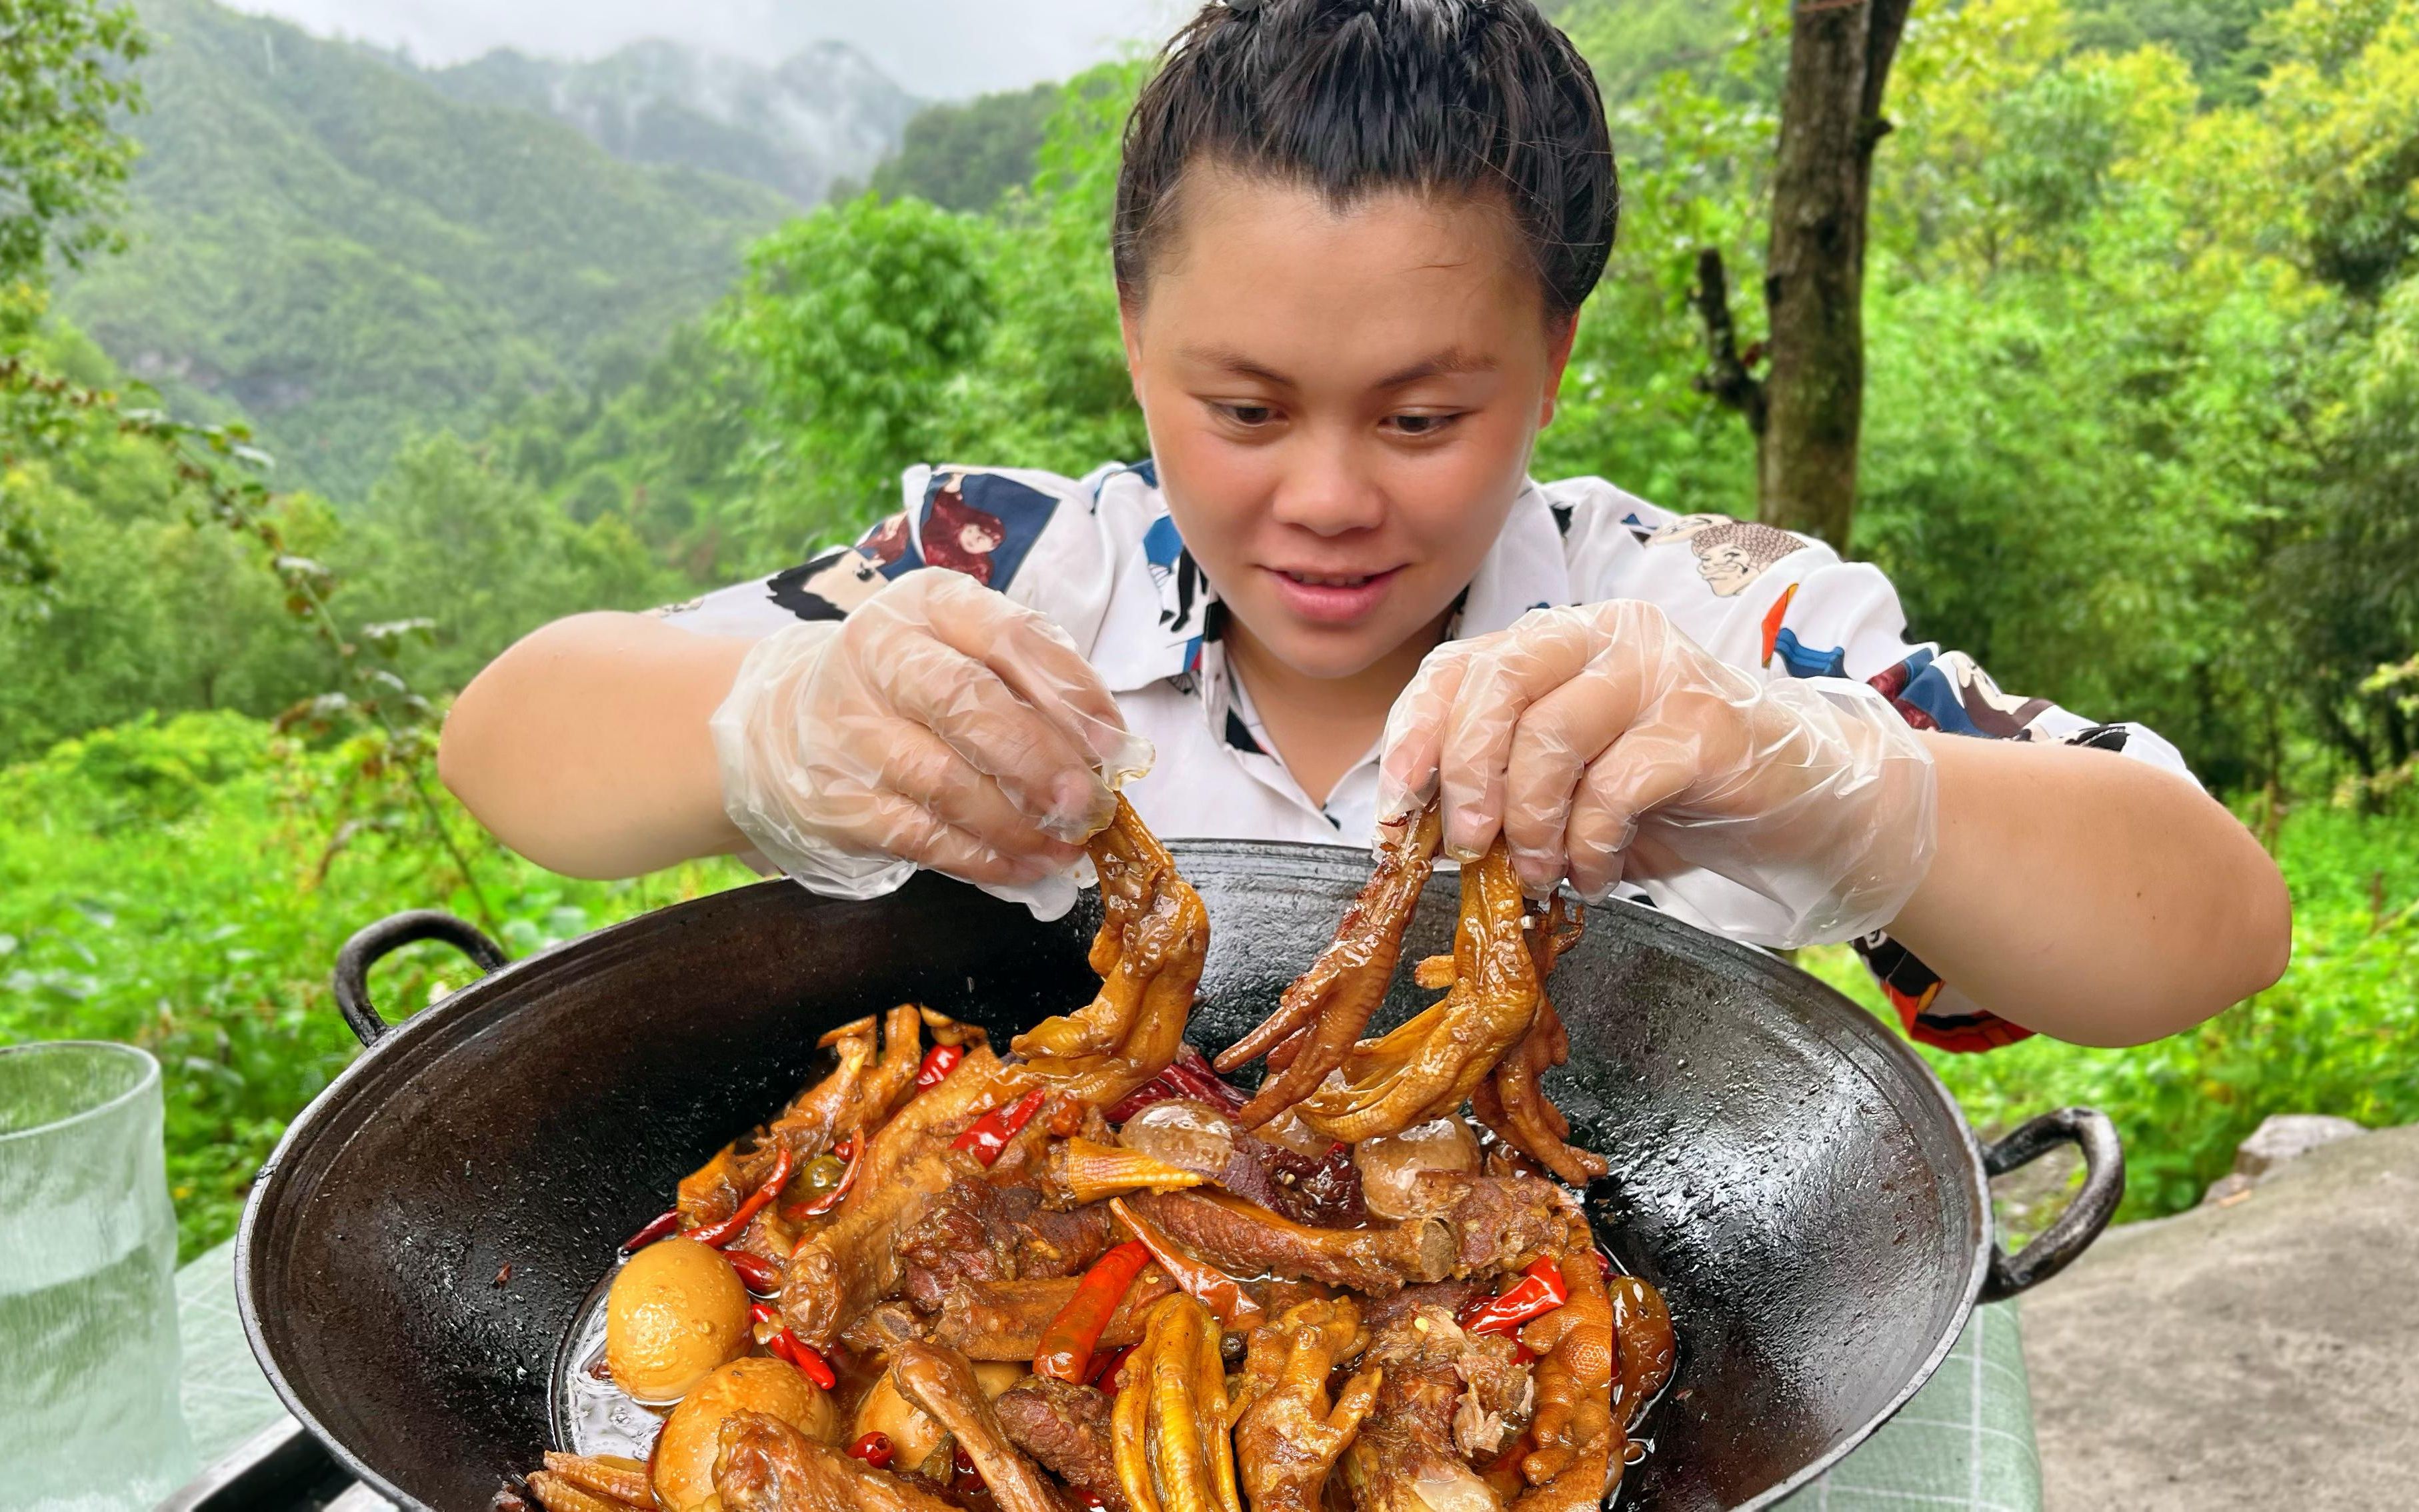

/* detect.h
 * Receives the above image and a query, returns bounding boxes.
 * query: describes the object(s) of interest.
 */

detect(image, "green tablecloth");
[174,1243,2040,1509]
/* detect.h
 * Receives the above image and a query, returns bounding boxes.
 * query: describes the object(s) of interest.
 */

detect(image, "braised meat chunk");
[995,1376,1129,1512]
[895,1178,1116,1313]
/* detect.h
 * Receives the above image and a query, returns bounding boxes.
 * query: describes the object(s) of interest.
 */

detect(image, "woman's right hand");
[711,567,1150,899]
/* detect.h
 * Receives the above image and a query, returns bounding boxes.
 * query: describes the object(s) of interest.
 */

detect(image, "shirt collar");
[1091,475,1574,696]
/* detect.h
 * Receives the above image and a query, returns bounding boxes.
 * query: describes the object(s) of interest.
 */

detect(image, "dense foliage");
[7,0,2419,1259]
[52,0,793,497]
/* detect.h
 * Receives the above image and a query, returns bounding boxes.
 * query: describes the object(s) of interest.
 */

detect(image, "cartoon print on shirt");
[1141,513,1213,670]
[1871,648,2052,739]
[856,513,923,579]
[767,546,886,621]
[1645,513,1806,597]
[914,470,1061,591]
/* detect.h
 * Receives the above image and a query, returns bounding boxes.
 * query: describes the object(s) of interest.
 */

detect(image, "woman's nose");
[1268,433,1386,537]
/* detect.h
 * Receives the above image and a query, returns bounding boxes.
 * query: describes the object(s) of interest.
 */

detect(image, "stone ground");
[2020,1121,2419,1510]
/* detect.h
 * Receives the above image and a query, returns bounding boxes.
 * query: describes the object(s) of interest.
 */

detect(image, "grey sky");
[234,0,1189,98]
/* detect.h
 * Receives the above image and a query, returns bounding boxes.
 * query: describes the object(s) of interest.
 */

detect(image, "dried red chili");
[725,1250,781,1295]
[1459,1255,1568,1337]
[689,1145,796,1249]
[751,1303,838,1390]
[1033,1241,1150,1384]
[914,1043,963,1091]
[618,1209,680,1253]
[1086,1343,1136,1391]
[791,1135,861,1219]
[1103,1045,1248,1123]
[952,1087,1047,1167]
[848,1432,895,1469]
[1109,1197,1265,1329]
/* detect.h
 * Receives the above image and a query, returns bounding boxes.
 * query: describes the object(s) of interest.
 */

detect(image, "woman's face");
[1122,169,1574,681]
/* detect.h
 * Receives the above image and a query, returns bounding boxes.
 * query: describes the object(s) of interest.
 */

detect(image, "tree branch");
[1690,247,1768,435]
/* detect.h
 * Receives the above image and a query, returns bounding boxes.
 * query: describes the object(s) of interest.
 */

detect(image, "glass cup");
[0,1042,195,1511]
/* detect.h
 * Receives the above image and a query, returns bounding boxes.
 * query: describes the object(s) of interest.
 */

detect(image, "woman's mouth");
[1264,565,1404,625]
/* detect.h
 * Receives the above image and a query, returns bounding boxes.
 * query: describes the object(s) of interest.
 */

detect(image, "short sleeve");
[1546,479,2198,1053]
[648,463,1122,651]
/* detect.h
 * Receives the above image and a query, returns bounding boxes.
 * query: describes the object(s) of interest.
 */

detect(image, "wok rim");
[237,848,1995,1512]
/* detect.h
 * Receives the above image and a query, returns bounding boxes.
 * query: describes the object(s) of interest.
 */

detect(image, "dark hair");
[1114,0,1617,323]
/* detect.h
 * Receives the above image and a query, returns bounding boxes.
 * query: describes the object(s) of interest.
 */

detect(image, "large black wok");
[239,841,2120,1511]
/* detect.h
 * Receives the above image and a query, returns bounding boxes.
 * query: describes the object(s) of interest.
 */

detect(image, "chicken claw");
[1113,1293,1243,1512]
[1218,806,1442,1125]
[1015,797,1209,1109]
[1519,1213,1621,1491]
[1232,1299,1381,1512]
[1471,898,1608,1185]
[1294,837,1541,1143]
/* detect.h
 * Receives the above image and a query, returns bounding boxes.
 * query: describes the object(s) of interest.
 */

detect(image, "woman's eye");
[1217,403,1278,427]
[1386,412,1461,438]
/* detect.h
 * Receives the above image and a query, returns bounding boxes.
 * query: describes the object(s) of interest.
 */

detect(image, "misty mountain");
[63,0,799,499]
[421,38,921,205]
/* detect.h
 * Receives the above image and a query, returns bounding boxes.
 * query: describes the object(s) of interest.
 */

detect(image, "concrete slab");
[2021,1122,2419,1511]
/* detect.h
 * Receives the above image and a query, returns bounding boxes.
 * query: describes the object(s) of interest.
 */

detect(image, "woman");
[440,0,2288,1051]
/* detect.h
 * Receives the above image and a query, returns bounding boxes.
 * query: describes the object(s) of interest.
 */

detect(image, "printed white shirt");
[657,460,2194,1053]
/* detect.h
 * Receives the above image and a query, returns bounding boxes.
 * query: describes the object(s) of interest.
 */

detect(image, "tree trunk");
[1693,0,1912,552]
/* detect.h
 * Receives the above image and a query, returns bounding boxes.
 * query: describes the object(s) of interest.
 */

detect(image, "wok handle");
[331,909,509,1047]
[1978,1106,2125,1301]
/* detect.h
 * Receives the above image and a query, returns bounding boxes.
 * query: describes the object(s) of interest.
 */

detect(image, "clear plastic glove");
[710,567,1153,921]
[1375,599,1936,949]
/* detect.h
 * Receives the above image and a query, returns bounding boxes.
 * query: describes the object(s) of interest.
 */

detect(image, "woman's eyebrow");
[1179,345,1498,389]
[1180,345,1294,386]
[1376,347,1498,388]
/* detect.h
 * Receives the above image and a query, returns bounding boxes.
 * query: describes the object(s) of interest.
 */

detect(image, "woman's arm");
[1884,733,2290,1047]
[440,611,755,879]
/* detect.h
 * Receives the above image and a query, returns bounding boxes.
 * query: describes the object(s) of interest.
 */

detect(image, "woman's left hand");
[1375,599,1938,949]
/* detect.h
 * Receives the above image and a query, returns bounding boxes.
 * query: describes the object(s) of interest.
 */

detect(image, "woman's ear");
[1540,312,1579,429]
[1119,295,1147,411]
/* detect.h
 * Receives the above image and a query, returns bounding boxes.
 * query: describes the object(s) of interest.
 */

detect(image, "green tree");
[0,0,147,287]
[717,193,997,547]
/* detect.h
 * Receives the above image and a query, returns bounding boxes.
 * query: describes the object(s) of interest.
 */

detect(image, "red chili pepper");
[1594,1247,1614,1278]
[689,1145,796,1249]
[725,1250,781,1294]
[1033,1241,1150,1383]
[1103,1045,1248,1123]
[1460,1255,1569,1337]
[1109,1197,1266,1329]
[849,1432,895,1469]
[953,1445,982,1494]
[915,1043,964,1090]
[619,1208,680,1253]
[952,1087,1048,1167]
[793,1135,862,1219]
[1087,1343,1136,1391]
[749,1302,837,1390]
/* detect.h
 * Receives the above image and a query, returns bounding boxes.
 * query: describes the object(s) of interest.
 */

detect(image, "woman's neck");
[1223,611,1452,807]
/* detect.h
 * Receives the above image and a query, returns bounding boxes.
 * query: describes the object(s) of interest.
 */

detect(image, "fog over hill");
[234,0,1181,99]
[421,37,921,204]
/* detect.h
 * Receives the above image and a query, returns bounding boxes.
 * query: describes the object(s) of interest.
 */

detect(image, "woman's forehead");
[1135,170,1549,385]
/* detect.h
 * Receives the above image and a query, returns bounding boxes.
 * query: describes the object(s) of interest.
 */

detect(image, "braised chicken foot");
[1470,898,1609,1186]
[1518,1213,1620,1495]
[1294,839,1541,1143]
[1217,807,1442,1125]
[1232,1298,1381,1512]
[1014,797,1210,1109]
[1113,1293,1243,1512]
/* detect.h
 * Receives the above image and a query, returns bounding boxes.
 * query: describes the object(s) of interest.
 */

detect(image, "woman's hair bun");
[1115,0,1616,321]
